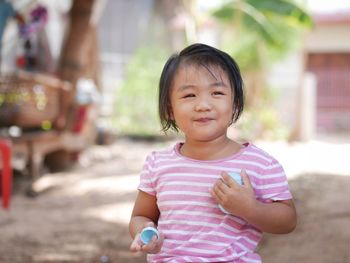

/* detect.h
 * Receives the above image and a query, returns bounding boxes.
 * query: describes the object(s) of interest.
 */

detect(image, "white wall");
[305,24,350,52]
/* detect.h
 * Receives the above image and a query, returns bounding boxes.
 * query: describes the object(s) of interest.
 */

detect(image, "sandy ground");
[0,137,350,263]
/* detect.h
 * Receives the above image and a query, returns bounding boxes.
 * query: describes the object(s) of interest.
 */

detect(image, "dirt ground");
[1,137,349,263]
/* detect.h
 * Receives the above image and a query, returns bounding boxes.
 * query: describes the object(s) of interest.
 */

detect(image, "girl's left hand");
[210,170,257,218]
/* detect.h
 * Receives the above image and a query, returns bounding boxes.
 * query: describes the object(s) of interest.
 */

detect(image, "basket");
[0,71,71,129]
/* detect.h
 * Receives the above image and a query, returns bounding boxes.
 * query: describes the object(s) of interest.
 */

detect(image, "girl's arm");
[242,199,296,234]
[129,190,163,253]
[129,190,159,237]
[211,171,297,234]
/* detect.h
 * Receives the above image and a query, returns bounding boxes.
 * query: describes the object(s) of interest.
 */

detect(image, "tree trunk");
[56,0,104,131]
[58,0,102,89]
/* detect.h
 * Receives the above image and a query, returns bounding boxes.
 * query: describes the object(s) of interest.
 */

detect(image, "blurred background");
[0,0,349,262]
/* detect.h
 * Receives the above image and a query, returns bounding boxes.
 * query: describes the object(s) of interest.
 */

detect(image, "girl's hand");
[210,170,257,218]
[129,222,164,254]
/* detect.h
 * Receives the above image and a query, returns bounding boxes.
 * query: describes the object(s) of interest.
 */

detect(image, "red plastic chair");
[0,139,12,209]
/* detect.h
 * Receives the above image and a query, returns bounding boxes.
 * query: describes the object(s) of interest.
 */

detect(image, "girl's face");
[170,64,234,143]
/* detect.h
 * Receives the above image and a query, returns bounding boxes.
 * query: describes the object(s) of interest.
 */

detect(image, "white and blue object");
[219,172,243,214]
[140,227,159,245]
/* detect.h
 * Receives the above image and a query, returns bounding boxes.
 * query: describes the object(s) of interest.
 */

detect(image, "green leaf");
[212,4,237,21]
[246,0,313,27]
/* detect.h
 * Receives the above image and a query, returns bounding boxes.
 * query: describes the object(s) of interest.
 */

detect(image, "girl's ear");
[168,104,174,120]
[228,112,235,126]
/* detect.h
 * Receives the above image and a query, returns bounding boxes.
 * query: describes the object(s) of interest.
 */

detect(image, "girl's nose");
[194,96,212,111]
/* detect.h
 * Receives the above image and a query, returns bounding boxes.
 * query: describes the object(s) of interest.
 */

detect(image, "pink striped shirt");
[138,142,292,263]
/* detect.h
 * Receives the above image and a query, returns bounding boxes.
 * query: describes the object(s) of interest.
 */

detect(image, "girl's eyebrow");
[211,81,229,88]
[176,84,196,92]
[176,81,229,93]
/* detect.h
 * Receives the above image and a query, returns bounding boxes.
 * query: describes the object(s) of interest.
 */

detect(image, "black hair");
[159,43,244,132]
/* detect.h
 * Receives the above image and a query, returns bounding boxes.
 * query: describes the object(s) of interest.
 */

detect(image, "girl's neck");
[180,136,242,160]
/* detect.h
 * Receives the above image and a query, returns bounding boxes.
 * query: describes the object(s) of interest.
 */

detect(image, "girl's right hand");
[129,223,163,254]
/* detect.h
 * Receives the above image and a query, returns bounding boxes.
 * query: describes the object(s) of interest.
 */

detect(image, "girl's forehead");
[175,63,229,81]
[170,63,232,95]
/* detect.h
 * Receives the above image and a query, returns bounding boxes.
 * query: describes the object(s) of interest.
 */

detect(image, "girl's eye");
[183,94,195,98]
[213,91,225,96]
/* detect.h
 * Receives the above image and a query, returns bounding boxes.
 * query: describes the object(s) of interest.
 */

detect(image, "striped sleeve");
[256,158,293,202]
[138,152,157,196]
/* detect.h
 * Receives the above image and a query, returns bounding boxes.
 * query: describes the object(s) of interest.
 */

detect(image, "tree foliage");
[112,46,167,137]
[211,0,313,139]
[212,0,312,71]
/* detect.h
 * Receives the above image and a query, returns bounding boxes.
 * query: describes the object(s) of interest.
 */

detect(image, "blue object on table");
[219,172,243,214]
[140,227,159,244]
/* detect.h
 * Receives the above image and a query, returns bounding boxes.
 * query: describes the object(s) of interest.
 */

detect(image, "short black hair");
[159,43,244,132]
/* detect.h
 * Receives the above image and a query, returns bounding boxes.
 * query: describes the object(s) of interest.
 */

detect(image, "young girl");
[129,43,297,262]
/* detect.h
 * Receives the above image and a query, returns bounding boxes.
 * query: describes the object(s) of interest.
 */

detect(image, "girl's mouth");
[195,118,213,123]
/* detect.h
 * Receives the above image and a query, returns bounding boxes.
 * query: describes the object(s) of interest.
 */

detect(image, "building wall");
[267,51,304,131]
[305,24,350,52]
[306,23,350,133]
[269,21,350,137]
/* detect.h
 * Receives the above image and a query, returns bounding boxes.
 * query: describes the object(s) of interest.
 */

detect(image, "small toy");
[140,227,159,245]
[219,172,243,214]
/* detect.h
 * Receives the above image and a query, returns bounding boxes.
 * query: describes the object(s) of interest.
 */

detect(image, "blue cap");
[219,172,243,214]
[140,227,159,244]
[227,172,243,185]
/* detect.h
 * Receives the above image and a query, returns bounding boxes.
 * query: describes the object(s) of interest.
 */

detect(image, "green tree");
[211,0,312,139]
[212,0,312,104]
[113,46,167,137]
